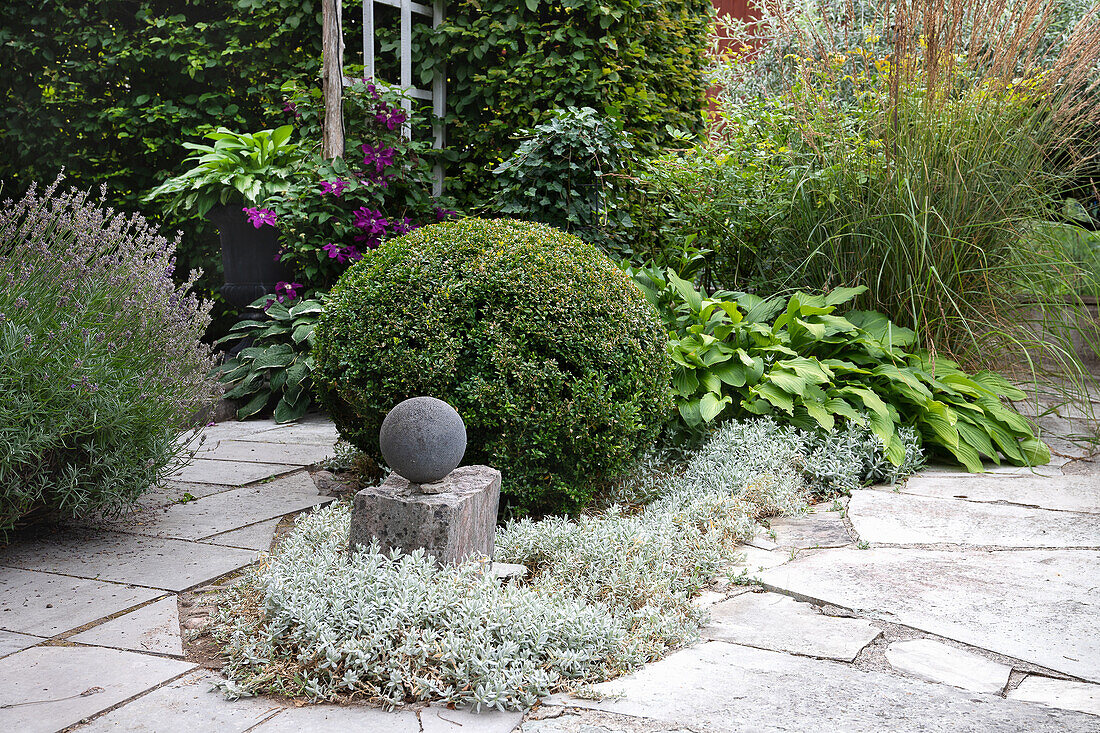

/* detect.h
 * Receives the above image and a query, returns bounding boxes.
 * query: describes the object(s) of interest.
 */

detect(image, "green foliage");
[693,0,1100,369]
[493,106,632,247]
[0,0,322,312]
[264,79,450,292]
[635,266,1049,471]
[431,0,714,205]
[0,179,216,536]
[312,218,672,514]
[145,125,303,218]
[216,296,322,423]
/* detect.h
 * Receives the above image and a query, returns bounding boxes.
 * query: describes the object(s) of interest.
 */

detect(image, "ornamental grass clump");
[0,177,215,535]
[211,419,825,709]
[692,0,1100,374]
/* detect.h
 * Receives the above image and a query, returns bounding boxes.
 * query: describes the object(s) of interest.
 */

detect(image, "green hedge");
[313,218,672,515]
[432,0,714,205]
[0,0,322,318]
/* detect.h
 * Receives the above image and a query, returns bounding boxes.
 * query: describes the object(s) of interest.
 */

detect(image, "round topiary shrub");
[313,218,671,514]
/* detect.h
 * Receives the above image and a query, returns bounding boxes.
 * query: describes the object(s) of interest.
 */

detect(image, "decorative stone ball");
[379,396,467,484]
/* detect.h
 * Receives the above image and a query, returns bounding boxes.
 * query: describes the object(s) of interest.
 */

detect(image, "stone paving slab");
[731,545,789,574]
[189,420,286,444]
[546,641,1098,732]
[0,629,42,658]
[70,596,183,657]
[255,705,420,732]
[420,704,524,733]
[848,491,1100,547]
[201,518,282,552]
[1009,676,1100,717]
[75,670,283,731]
[167,458,299,487]
[0,529,258,592]
[237,420,340,447]
[135,481,236,510]
[0,567,163,636]
[892,474,1100,514]
[102,473,329,542]
[701,591,881,661]
[193,439,335,466]
[758,547,1100,683]
[0,645,194,733]
[766,513,853,549]
[885,638,1011,693]
[921,462,1066,478]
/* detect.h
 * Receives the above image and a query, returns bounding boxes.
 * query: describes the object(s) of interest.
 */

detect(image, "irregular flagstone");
[167,458,299,487]
[187,419,285,445]
[847,490,1100,548]
[103,473,329,542]
[519,708,694,733]
[0,629,42,658]
[758,547,1100,683]
[0,645,194,733]
[730,545,789,576]
[255,705,420,732]
[75,670,284,731]
[546,641,1098,732]
[701,592,881,661]
[0,567,162,636]
[193,439,335,466]
[70,596,183,656]
[420,704,524,733]
[893,475,1100,515]
[767,513,853,549]
[1009,676,1100,717]
[0,529,258,592]
[201,518,282,552]
[885,638,1011,693]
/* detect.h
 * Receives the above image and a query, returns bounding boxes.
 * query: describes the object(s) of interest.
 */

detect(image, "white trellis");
[339,0,447,195]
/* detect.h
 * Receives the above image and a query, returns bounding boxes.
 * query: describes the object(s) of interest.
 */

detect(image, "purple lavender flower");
[243,207,277,229]
[319,179,348,197]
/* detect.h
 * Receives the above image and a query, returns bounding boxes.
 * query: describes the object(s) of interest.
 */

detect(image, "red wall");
[712,0,756,20]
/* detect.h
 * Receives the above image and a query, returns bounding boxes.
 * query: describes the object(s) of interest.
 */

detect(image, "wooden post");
[321,0,345,159]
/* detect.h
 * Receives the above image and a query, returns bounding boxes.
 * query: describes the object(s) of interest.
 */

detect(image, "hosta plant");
[635,266,1049,471]
[216,296,322,422]
[145,126,302,218]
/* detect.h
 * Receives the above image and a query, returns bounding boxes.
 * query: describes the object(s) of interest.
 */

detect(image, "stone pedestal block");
[349,465,501,565]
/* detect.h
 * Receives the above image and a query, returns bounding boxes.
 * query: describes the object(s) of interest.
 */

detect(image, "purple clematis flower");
[319,179,348,197]
[274,281,302,303]
[243,207,277,228]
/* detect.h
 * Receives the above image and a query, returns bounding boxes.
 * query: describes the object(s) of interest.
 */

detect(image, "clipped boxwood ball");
[313,218,672,514]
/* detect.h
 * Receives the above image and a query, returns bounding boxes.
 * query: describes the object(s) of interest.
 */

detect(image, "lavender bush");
[0,176,216,535]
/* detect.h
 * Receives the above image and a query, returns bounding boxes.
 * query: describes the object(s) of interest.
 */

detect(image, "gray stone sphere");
[379,396,467,484]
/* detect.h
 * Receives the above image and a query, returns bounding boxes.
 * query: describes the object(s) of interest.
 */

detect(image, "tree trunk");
[321,0,345,159]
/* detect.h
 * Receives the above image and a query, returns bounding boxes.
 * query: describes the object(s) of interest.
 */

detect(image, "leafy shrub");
[144,125,303,218]
[492,106,632,248]
[687,1,1100,370]
[431,0,714,205]
[216,296,322,422]
[637,267,1048,471]
[312,218,671,514]
[211,418,812,708]
[0,178,215,534]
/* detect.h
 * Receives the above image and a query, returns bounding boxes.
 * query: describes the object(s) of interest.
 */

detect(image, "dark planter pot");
[206,205,291,312]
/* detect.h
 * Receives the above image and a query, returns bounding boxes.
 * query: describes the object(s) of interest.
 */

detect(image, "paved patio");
[0,415,1097,732]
